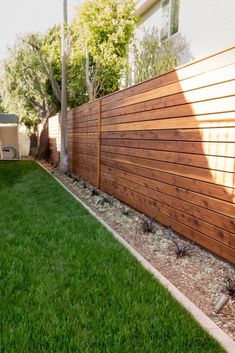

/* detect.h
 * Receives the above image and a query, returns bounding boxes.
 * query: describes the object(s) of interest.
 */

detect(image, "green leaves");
[1,0,137,127]
[73,0,137,99]
[1,33,59,130]
[132,27,186,84]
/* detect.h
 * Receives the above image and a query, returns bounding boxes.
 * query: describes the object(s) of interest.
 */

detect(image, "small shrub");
[73,176,80,182]
[72,177,80,185]
[102,196,114,206]
[91,188,100,197]
[223,276,235,298]
[168,227,191,258]
[173,242,190,258]
[81,181,87,189]
[132,27,186,85]
[122,207,131,217]
[140,216,155,233]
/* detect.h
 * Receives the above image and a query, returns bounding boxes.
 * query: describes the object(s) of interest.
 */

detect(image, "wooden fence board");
[102,76,235,113]
[100,170,235,237]
[101,152,235,188]
[101,112,235,132]
[101,145,235,171]
[102,81,235,120]
[101,164,235,219]
[100,178,235,264]
[101,139,235,158]
[101,157,234,204]
[102,97,235,126]
[101,128,235,142]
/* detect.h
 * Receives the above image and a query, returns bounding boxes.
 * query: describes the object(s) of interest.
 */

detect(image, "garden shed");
[0,114,20,160]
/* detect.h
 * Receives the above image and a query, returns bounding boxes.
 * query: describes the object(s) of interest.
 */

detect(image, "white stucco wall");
[180,0,235,62]
[137,1,162,38]
[136,0,235,64]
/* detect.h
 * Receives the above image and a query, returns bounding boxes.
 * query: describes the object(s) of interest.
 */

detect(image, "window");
[161,0,180,40]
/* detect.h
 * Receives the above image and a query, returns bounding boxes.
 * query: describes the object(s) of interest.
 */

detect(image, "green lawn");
[0,161,226,353]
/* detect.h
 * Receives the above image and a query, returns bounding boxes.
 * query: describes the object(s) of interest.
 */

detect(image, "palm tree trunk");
[59,0,69,173]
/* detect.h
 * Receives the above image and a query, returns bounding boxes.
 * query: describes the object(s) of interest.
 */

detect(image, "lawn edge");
[38,161,235,353]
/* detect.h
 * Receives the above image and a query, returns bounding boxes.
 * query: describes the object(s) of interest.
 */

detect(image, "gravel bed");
[46,164,235,340]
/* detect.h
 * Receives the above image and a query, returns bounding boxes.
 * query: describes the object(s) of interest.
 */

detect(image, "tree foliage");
[1,34,57,130]
[1,0,136,131]
[1,27,87,128]
[73,0,137,100]
[68,26,88,107]
[0,96,4,113]
[132,27,186,84]
[1,30,66,158]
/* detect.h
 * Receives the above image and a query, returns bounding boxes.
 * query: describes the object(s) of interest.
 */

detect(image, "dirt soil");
[43,162,235,341]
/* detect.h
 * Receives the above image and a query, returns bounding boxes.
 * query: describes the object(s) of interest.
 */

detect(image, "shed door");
[0,126,19,159]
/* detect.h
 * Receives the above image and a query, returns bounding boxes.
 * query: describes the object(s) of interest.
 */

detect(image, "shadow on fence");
[49,46,235,264]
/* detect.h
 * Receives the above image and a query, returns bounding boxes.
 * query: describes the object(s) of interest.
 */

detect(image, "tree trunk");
[37,119,49,160]
[59,0,69,173]
[86,47,98,101]
[29,133,38,157]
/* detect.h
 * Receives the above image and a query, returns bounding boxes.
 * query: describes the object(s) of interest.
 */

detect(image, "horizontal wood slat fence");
[49,46,235,264]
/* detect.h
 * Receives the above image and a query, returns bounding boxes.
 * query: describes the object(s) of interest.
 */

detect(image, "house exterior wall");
[136,1,162,40]
[136,0,235,64]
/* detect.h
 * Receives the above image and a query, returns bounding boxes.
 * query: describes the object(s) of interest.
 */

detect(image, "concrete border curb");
[38,162,235,353]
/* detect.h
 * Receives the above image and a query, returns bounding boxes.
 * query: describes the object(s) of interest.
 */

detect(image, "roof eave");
[0,114,19,124]
[136,0,159,17]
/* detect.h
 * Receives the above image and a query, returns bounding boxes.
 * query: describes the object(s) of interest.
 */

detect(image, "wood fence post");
[97,98,102,188]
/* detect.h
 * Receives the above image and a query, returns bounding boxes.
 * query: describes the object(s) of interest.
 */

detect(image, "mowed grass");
[0,161,226,353]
